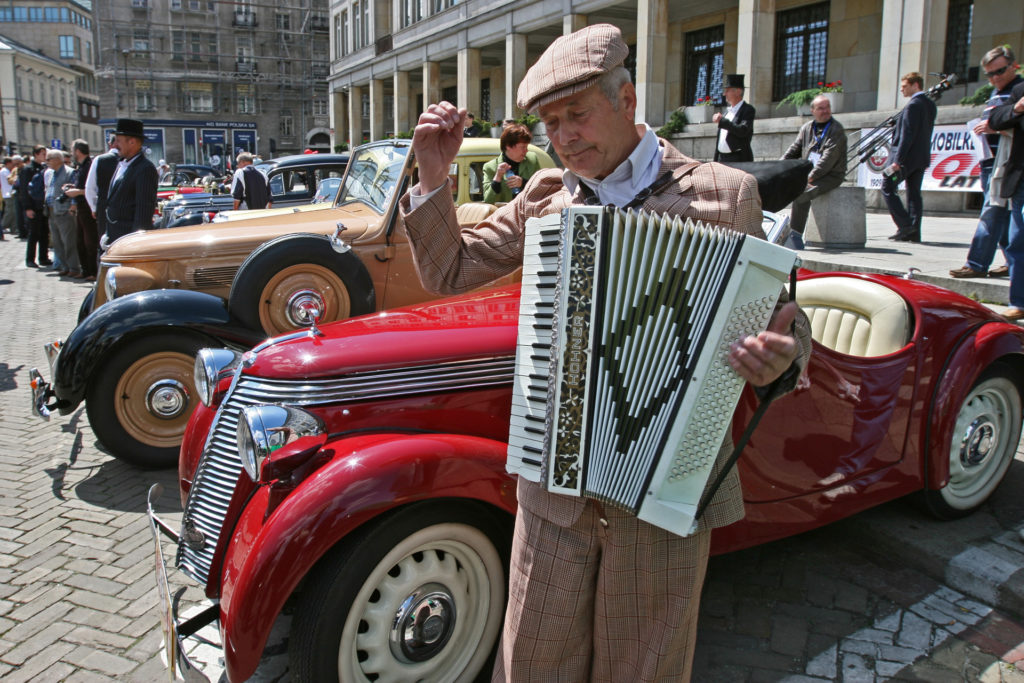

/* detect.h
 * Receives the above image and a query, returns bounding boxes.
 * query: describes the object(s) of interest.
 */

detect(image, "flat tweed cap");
[516,23,629,112]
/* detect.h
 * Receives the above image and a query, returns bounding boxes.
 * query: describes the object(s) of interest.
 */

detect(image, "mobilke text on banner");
[856,124,984,193]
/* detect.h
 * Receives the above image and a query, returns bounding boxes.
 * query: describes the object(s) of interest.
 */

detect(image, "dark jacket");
[713,101,756,162]
[782,117,847,190]
[92,151,119,238]
[988,80,1024,199]
[18,159,45,213]
[892,92,937,172]
[73,154,93,214]
[104,153,158,242]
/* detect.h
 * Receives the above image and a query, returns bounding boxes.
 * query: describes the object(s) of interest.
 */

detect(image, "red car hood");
[244,285,522,379]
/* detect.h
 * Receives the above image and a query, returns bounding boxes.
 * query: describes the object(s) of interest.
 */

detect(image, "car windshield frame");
[334,142,410,215]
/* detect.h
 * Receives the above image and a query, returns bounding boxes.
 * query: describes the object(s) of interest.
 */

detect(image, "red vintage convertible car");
[150,270,1024,682]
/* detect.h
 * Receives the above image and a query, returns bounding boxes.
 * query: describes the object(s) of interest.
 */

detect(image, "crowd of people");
[1,117,274,277]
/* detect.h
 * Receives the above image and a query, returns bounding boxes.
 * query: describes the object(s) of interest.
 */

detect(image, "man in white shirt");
[0,157,13,239]
[712,74,756,162]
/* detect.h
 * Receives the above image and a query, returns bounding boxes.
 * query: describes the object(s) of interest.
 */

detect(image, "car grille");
[189,266,239,290]
[175,355,516,587]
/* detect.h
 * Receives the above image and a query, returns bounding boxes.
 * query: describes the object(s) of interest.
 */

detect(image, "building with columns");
[327,0,1023,151]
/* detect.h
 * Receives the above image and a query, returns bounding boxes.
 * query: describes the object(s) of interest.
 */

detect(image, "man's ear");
[620,82,638,119]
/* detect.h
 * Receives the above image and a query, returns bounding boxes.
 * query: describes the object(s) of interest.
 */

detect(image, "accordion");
[507,207,798,537]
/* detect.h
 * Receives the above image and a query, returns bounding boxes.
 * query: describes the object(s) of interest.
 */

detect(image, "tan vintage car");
[31,138,556,468]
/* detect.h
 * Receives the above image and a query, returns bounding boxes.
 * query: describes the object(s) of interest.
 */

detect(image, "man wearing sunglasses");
[949,46,1023,292]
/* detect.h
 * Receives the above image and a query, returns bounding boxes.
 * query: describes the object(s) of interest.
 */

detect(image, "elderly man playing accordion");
[400,24,812,682]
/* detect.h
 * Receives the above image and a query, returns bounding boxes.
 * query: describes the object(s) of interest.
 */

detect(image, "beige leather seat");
[796,276,911,357]
[455,202,497,228]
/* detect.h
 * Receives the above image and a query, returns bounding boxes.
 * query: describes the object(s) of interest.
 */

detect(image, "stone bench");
[803,186,867,249]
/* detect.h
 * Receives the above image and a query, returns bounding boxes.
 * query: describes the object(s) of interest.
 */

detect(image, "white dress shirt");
[717,100,745,154]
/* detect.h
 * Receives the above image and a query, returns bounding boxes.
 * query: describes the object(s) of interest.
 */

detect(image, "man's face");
[900,79,920,98]
[33,150,46,164]
[114,134,142,159]
[811,98,832,123]
[538,81,639,181]
[504,141,529,163]
[723,86,743,106]
[46,155,62,170]
[985,55,1019,92]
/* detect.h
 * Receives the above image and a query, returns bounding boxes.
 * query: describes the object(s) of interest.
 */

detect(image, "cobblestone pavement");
[1,235,1023,681]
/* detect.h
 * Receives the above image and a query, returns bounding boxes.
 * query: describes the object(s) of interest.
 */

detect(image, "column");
[458,47,481,116]
[423,61,441,106]
[735,0,776,114]
[393,70,411,136]
[347,84,362,148]
[563,14,587,34]
[505,33,527,119]
[635,0,668,125]
[331,89,348,149]
[877,0,947,110]
[369,77,385,141]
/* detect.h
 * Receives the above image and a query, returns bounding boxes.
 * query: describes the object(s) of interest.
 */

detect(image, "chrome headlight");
[104,268,118,300]
[237,405,327,482]
[193,348,243,406]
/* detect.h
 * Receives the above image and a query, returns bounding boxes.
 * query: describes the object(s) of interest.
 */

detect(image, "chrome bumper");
[147,484,216,683]
[29,341,63,419]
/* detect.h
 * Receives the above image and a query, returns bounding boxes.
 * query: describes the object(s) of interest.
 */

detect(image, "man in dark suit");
[84,137,119,246]
[20,145,51,268]
[988,79,1024,320]
[713,73,756,162]
[883,72,937,242]
[104,118,158,245]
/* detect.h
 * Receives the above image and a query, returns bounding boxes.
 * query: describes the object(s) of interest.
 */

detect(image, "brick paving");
[0,234,1023,681]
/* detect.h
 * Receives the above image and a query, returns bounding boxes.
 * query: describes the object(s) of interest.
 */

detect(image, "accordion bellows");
[507,207,798,537]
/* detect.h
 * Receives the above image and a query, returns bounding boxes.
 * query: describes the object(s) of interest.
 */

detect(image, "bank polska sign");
[857,124,984,193]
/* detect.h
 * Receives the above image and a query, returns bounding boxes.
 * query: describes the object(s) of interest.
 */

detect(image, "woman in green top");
[483,124,543,204]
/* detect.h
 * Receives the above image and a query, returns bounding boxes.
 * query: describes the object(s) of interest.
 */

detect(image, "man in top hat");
[103,118,158,245]
[713,74,756,162]
[401,24,810,681]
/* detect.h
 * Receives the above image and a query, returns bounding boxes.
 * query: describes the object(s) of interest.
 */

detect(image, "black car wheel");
[289,503,509,683]
[85,333,208,469]
[228,234,374,336]
[924,362,1022,519]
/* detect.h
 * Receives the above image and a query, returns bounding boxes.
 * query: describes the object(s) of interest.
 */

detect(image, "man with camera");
[44,148,80,278]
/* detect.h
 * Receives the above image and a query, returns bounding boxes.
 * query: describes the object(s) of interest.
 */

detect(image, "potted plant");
[490,121,503,138]
[777,87,821,115]
[684,96,716,124]
[516,112,544,136]
[477,119,492,137]
[657,108,688,138]
[820,80,844,112]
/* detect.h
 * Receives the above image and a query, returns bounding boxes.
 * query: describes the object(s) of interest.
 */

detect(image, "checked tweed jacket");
[400,136,813,532]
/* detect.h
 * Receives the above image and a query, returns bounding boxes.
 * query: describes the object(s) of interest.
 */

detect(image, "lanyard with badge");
[807,120,831,166]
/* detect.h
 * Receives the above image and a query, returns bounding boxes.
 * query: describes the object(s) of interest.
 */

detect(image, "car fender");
[218,431,516,683]
[53,289,263,409]
[923,320,1024,490]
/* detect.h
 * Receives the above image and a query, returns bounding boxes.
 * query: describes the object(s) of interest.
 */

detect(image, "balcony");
[131,0,148,7]
[310,14,328,31]
[233,10,257,27]
[236,59,257,73]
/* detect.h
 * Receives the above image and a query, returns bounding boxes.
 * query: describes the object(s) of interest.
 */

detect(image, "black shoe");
[25,261,37,268]
[888,231,920,242]
[39,259,53,266]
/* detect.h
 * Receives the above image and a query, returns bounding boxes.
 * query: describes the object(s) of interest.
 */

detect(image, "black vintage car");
[157,153,349,228]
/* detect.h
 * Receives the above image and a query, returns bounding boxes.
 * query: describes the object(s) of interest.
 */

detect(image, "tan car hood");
[106,203,385,262]
[213,202,330,223]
